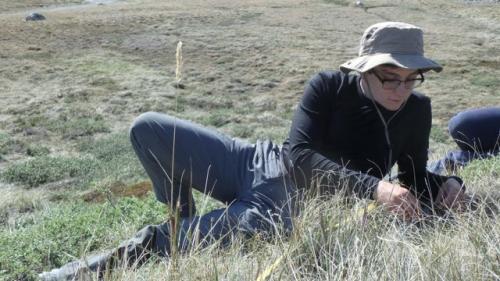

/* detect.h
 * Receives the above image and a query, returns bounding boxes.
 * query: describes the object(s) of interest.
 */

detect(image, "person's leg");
[429,107,500,175]
[39,179,298,281]
[39,137,297,280]
[129,112,255,217]
[448,107,500,153]
[123,139,298,253]
[112,139,298,263]
[111,199,288,263]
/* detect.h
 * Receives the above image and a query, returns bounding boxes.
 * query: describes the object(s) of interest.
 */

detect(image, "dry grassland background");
[0,0,499,280]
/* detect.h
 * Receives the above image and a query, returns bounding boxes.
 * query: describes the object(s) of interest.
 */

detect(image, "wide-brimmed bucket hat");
[340,22,443,73]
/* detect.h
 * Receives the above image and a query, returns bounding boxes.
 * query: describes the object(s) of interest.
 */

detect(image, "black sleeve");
[397,98,462,203]
[287,72,380,198]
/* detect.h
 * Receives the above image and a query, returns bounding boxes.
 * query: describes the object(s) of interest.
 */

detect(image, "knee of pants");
[448,108,500,152]
[129,112,173,149]
[449,113,474,151]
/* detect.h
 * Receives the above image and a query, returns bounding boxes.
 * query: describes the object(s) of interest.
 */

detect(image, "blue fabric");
[448,107,500,153]
[428,107,500,175]
[428,149,499,175]
[126,112,298,259]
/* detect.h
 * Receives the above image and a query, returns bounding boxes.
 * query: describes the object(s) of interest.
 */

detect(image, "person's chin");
[384,100,404,111]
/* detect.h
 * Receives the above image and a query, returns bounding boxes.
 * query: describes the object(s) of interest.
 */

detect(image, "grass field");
[0,0,499,280]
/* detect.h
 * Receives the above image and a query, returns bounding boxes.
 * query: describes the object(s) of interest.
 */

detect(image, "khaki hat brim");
[340,53,443,73]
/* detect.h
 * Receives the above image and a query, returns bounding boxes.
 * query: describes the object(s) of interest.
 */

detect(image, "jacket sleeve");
[396,98,461,204]
[287,72,380,198]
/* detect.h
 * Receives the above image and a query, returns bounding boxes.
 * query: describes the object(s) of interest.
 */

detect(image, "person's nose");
[394,82,410,96]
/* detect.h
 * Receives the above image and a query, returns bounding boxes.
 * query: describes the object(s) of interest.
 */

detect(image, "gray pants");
[117,112,298,264]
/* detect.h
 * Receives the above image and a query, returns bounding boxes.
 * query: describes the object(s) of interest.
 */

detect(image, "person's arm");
[397,97,463,206]
[287,72,380,198]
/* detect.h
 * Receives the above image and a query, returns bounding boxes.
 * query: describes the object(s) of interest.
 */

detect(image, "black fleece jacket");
[282,71,456,201]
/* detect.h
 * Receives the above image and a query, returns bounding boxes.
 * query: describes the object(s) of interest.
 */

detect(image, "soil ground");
[1,0,498,148]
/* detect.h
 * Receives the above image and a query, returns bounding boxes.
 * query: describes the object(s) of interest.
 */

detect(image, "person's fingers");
[403,192,421,218]
[392,192,421,220]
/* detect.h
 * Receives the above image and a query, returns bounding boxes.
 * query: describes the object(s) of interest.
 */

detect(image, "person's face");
[363,66,422,111]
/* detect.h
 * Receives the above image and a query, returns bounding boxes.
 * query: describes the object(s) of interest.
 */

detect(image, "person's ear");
[360,72,368,83]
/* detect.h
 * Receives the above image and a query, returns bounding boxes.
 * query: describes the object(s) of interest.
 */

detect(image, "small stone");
[171,82,185,89]
[25,12,46,21]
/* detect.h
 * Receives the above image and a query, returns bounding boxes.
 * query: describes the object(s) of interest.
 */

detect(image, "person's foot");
[38,252,112,281]
[38,261,89,281]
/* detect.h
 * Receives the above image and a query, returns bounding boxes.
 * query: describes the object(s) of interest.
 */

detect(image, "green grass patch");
[12,115,46,133]
[1,132,146,189]
[26,145,50,157]
[78,132,146,183]
[231,124,254,139]
[0,132,24,159]
[0,195,166,281]
[459,155,500,181]
[47,115,110,139]
[430,124,452,144]
[0,132,11,156]
[12,109,110,139]
[471,72,500,88]
[205,110,232,128]
[1,155,99,188]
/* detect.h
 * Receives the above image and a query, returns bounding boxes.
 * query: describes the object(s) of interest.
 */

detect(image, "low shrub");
[1,155,99,187]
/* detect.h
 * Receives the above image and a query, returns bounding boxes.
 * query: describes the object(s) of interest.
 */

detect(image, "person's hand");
[374,181,422,221]
[436,178,466,210]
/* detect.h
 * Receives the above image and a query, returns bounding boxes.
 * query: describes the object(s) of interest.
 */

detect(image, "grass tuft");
[0,195,165,281]
[77,132,146,183]
[1,155,98,188]
[0,132,25,159]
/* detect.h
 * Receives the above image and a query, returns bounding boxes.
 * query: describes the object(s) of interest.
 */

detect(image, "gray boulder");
[25,12,46,21]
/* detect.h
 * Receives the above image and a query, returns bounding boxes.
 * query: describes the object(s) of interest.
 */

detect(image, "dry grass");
[103,182,500,281]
